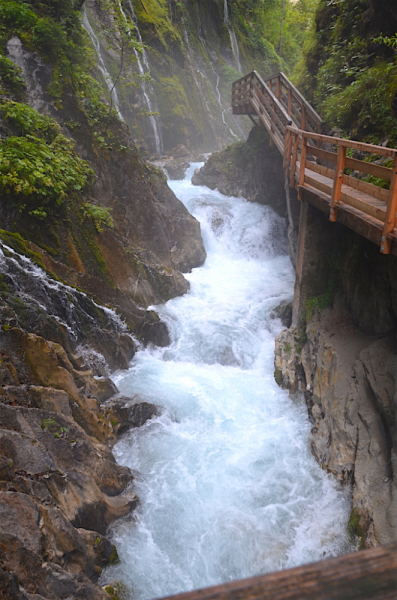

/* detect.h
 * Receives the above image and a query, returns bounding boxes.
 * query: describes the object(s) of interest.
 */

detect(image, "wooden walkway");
[232,71,397,255]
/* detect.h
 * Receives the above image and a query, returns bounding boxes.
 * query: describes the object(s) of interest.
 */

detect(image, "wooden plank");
[164,543,397,600]
[304,172,334,197]
[299,129,397,158]
[345,157,392,181]
[304,170,388,223]
[309,146,337,165]
[341,189,387,222]
[342,173,390,203]
[307,160,335,180]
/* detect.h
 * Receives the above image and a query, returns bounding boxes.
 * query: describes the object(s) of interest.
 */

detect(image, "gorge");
[0,1,396,599]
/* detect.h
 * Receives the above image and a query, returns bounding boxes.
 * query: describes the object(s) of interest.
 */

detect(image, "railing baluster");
[381,152,397,254]
[329,144,346,222]
[298,134,307,200]
[290,131,299,188]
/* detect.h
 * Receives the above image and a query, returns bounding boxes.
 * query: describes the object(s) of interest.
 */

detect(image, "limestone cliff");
[274,212,397,549]
[0,1,207,597]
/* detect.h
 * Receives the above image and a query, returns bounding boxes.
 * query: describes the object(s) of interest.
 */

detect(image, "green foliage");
[0,55,25,96]
[0,133,93,217]
[319,62,397,143]
[81,203,114,232]
[41,417,68,438]
[296,0,397,142]
[2,101,60,140]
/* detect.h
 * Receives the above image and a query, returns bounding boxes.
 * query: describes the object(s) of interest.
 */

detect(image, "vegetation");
[296,0,397,143]
[0,101,94,219]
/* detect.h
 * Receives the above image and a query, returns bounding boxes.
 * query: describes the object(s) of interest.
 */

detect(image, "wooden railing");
[285,127,397,254]
[232,71,292,154]
[264,72,322,136]
[232,71,397,254]
[164,542,397,600]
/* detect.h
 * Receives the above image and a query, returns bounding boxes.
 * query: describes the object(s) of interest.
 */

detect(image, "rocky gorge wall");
[81,0,285,154]
[193,129,397,550]
[0,2,207,597]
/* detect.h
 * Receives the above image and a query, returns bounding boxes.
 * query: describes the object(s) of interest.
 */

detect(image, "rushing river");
[102,165,351,599]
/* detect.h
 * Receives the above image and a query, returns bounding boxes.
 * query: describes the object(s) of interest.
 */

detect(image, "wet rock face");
[192,127,293,219]
[5,38,206,315]
[164,159,190,180]
[274,301,397,549]
[0,326,160,599]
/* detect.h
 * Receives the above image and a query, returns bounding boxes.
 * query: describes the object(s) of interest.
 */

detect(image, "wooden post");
[269,94,275,146]
[329,144,346,222]
[297,134,307,200]
[380,152,397,254]
[290,132,299,188]
[300,105,306,131]
[283,129,292,171]
[287,88,292,117]
[276,75,281,100]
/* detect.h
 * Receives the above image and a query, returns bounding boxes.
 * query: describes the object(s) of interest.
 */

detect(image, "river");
[102,164,351,599]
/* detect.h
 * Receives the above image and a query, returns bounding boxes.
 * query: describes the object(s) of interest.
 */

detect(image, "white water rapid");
[224,0,242,72]
[82,6,124,121]
[102,165,352,599]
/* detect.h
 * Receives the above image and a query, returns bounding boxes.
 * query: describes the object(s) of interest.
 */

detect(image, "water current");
[102,165,352,599]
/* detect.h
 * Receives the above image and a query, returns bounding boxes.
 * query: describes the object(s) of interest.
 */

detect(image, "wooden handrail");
[163,543,397,600]
[275,72,322,126]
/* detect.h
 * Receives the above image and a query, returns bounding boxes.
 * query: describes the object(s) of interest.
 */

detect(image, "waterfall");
[81,6,124,121]
[197,30,238,139]
[123,0,163,155]
[224,0,242,72]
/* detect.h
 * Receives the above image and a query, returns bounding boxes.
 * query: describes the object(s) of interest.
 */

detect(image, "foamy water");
[102,164,351,599]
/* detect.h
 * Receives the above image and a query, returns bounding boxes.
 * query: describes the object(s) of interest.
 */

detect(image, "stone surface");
[275,300,397,548]
[164,159,190,180]
[0,326,155,599]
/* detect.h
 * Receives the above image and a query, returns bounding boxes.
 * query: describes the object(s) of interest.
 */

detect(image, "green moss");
[0,274,9,295]
[109,544,120,565]
[82,229,108,276]
[274,369,283,386]
[294,328,307,354]
[347,508,365,549]
[0,230,45,269]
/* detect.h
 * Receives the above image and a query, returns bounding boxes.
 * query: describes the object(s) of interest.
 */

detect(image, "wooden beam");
[164,543,397,600]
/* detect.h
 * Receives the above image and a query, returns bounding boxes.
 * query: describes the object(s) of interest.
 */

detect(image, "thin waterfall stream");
[82,6,124,121]
[223,0,241,72]
[102,165,352,599]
